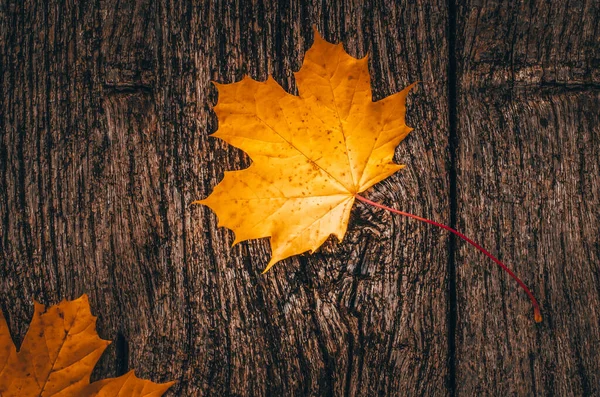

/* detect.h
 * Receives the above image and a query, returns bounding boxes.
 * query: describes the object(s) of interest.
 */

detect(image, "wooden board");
[454,1,600,395]
[0,1,451,395]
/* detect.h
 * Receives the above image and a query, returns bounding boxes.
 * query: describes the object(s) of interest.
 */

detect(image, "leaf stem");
[354,194,542,323]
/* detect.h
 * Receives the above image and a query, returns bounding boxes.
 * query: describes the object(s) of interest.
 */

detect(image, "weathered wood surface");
[455,1,600,396]
[2,0,599,396]
[0,1,451,396]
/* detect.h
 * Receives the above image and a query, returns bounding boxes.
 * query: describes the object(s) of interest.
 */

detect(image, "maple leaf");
[0,295,174,396]
[197,28,416,272]
[197,28,543,323]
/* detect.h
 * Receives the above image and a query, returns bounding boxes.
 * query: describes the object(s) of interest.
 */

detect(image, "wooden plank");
[0,0,451,395]
[455,1,600,395]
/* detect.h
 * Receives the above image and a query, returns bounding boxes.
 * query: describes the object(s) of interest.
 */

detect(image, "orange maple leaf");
[197,29,416,271]
[0,295,174,396]
[197,28,543,323]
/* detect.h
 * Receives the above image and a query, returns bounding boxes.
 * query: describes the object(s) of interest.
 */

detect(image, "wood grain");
[0,1,450,395]
[455,1,600,395]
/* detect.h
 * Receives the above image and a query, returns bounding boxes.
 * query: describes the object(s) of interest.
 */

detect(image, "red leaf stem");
[355,194,542,323]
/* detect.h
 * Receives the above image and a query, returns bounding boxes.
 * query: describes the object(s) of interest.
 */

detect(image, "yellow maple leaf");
[197,29,416,271]
[0,295,174,396]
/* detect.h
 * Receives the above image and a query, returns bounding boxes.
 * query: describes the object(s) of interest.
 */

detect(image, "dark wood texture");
[2,0,599,396]
[455,1,600,396]
[0,1,451,396]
